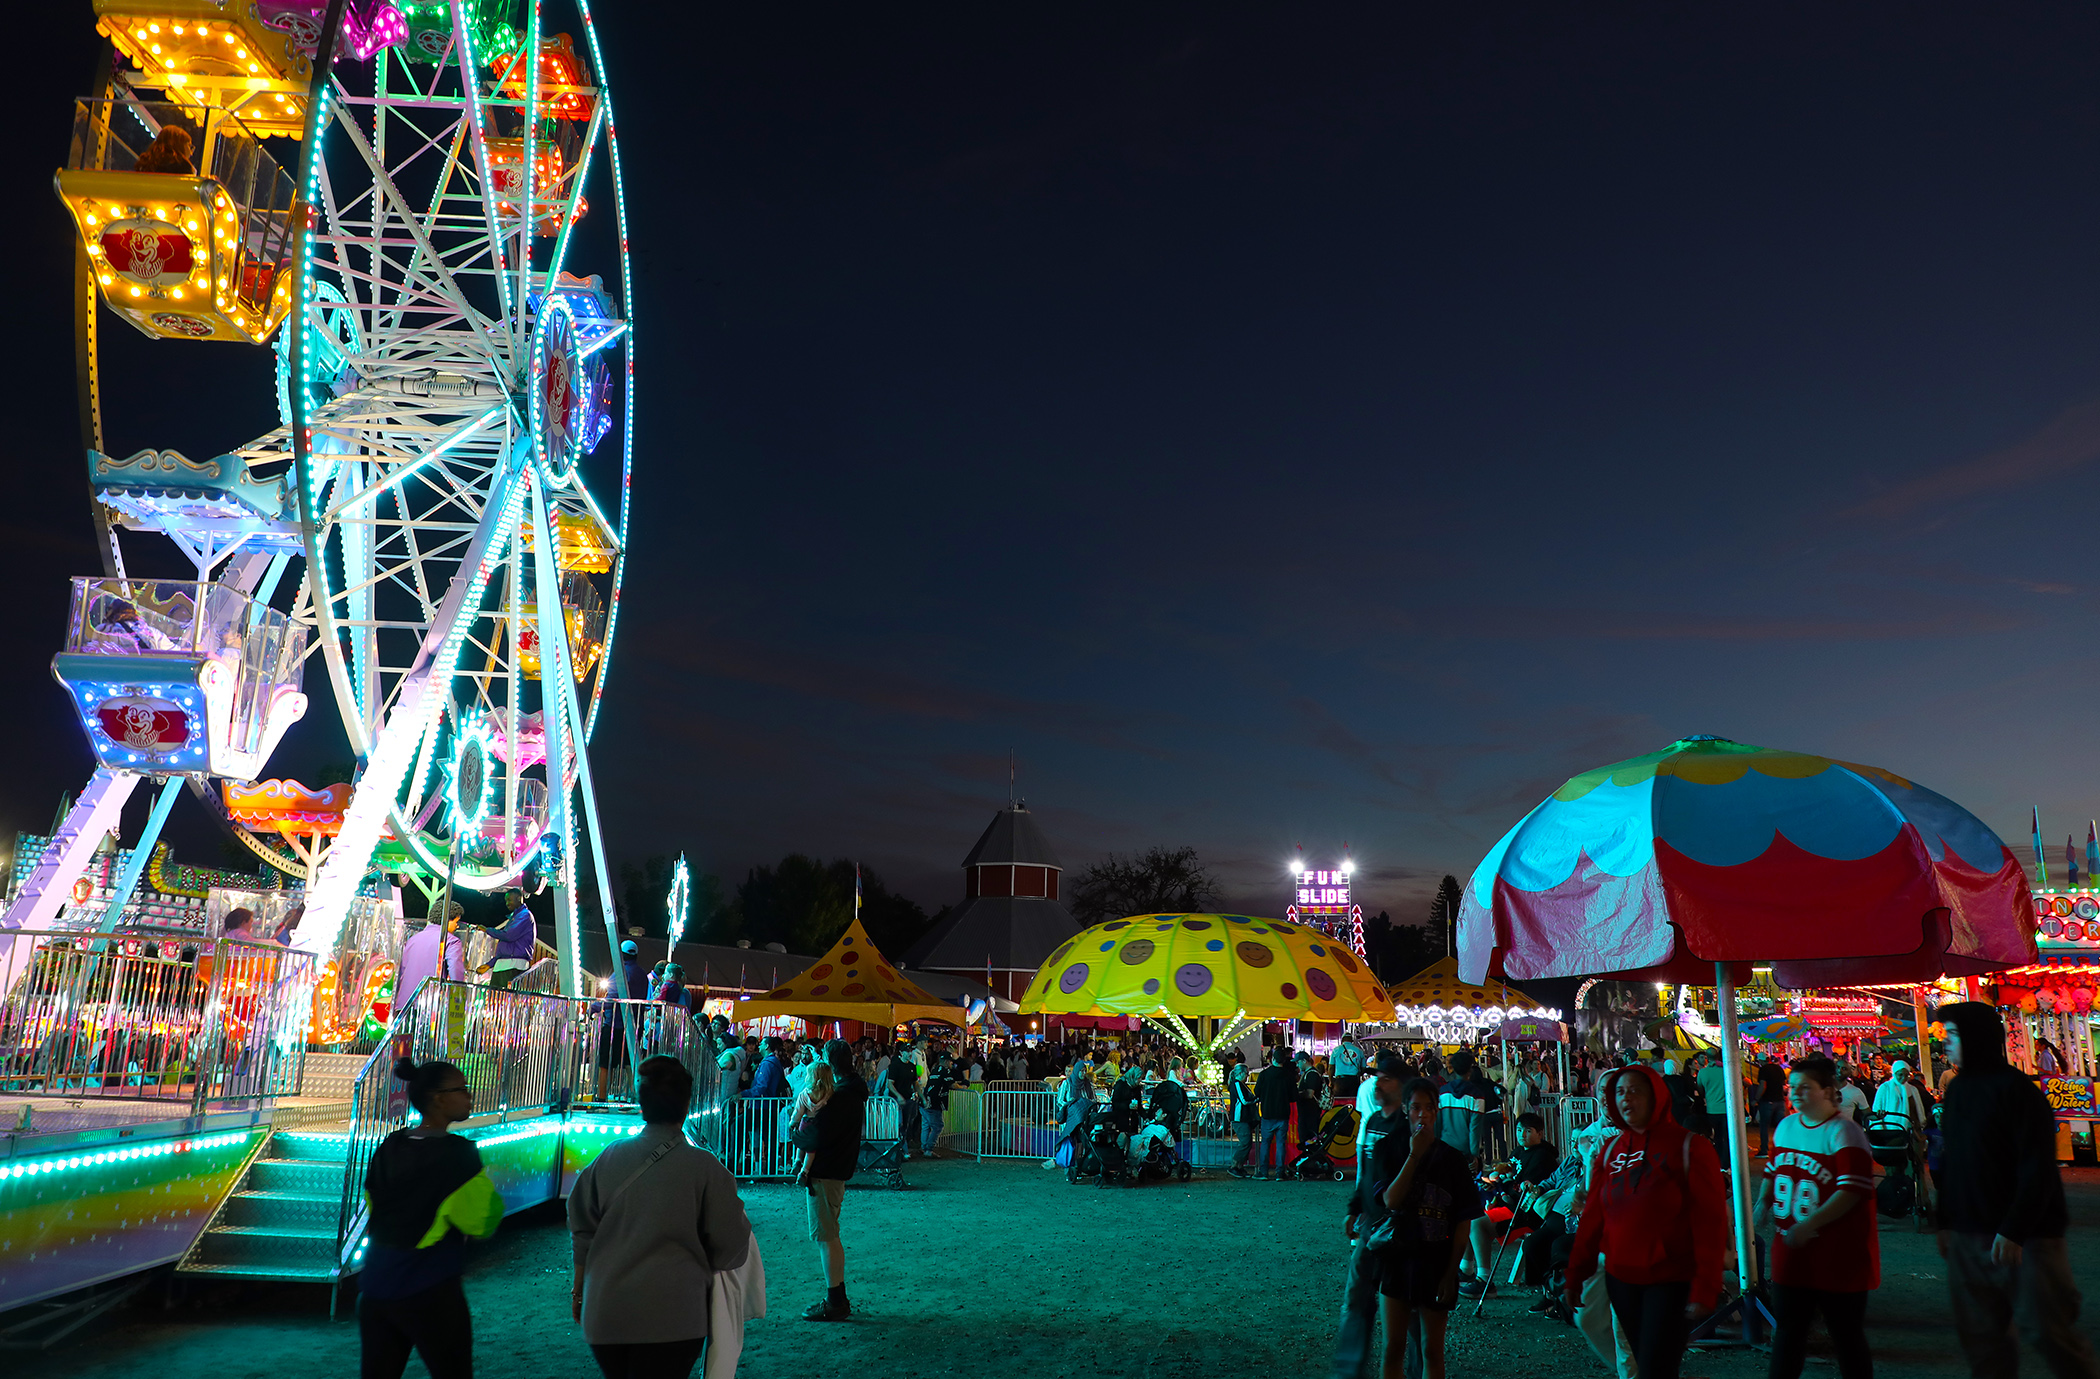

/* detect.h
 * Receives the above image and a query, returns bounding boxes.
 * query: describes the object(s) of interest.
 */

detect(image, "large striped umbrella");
[1457,735,2036,990]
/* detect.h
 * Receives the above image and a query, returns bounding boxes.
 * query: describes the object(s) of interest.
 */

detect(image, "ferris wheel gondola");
[10,0,637,1000]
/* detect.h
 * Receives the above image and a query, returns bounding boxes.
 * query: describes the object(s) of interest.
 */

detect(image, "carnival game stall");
[1980,888,2100,1159]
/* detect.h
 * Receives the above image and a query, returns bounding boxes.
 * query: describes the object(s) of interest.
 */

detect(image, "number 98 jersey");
[1764,1111,1880,1292]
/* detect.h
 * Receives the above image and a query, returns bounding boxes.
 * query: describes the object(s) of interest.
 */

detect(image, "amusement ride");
[7,0,637,1013]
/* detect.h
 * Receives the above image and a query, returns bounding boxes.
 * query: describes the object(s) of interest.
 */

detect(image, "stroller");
[1062,1101,1112,1185]
[1866,1107,1927,1224]
[1290,1103,1359,1182]
[1088,1112,1133,1188]
[1130,1114,1195,1185]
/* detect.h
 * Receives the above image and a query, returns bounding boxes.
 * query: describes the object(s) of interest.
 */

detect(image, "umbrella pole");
[1713,961,1763,1343]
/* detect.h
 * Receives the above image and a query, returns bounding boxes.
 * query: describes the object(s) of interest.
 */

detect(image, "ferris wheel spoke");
[328,100,507,364]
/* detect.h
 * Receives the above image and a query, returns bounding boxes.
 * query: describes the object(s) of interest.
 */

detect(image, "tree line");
[602,845,1458,982]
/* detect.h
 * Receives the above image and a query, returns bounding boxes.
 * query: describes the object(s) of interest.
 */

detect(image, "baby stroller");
[1866,1108,1927,1224]
[1089,1114,1133,1188]
[1130,1116,1195,1185]
[1062,1101,1109,1185]
[1291,1103,1359,1182]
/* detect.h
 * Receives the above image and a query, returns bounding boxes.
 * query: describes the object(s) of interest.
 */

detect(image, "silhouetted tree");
[731,856,932,956]
[1428,874,1463,959]
[1368,910,1439,983]
[1069,846,1220,926]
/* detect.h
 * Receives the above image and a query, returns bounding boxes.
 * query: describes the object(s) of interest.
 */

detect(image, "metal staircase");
[179,1130,351,1282]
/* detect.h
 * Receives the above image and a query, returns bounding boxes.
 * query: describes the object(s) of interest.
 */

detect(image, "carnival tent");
[1456,734,2036,1344]
[1387,955,1545,1025]
[732,920,962,1027]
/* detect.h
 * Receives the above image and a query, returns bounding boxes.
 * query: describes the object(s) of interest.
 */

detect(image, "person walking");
[1564,1063,1726,1379]
[1756,1054,1789,1156]
[568,1057,752,1379]
[1373,1075,1482,1379]
[1226,1053,1260,1178]
[1756,1056,1879,1379]
[1297,1050,1330,1163]
[360,1058,504,1379]
[1934,1002,2099,1379]
[1332,1053,1416,1379]
[919,1051,954,1158]
[1254,1046,1298,1181]
[881,1044,920,1158]
[803,1039,866,1321]
[1333,1032,1366,1101]
[1695,1051,1734,1152]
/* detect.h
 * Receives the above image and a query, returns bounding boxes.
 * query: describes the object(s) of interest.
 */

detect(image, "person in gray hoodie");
[569,1056,752,1378]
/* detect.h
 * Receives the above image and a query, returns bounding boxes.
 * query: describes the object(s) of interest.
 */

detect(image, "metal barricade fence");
[1546,1094,1600,1146]
[702,1095,796,1180]
[978,1087,1058,1159]
[0,928,313,1112]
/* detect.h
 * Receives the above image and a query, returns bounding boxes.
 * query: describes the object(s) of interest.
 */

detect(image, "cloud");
[1437,607,2024,641]
[1849,396,2100,520]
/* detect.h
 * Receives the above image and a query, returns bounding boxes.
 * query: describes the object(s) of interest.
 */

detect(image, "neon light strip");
[0,1129,252,1180]
[571,0,630,745]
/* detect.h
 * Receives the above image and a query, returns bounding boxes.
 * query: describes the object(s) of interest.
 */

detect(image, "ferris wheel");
[11,0,636,998]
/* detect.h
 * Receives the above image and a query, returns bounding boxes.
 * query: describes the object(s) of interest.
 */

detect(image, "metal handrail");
[0,928,313,1109]
[328,985,725,1275]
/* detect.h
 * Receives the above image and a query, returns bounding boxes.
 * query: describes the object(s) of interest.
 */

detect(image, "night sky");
[10,4,2100,923]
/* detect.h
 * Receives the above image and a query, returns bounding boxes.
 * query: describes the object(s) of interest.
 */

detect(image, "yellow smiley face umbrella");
[1018,914,1396,1023]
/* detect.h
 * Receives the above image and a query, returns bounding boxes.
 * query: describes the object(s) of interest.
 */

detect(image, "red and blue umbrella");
[1457,735,2036,989]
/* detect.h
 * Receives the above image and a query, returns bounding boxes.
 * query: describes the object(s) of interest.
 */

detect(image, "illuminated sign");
[2030,892,2100,951]
[1294,869,1352,913]
[2043,1075,2097,1119]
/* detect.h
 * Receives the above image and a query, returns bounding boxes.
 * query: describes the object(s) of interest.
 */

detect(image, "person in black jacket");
[361,1059,504,1379]
[1254,1047,1299,1181]
[1933,1002,2097,1379]
[803,1039,866,1322]
[1333,1054,1415,1379]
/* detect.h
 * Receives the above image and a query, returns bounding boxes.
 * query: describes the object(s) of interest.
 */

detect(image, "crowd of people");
[1329,1004,2096,1379]
[347,994,2095,1379]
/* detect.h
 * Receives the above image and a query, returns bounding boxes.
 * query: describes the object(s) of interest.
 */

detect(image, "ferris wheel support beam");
[525,469,623,1002]
[0,767,140,931]
[299,459,528,955]
[89,774,184,936]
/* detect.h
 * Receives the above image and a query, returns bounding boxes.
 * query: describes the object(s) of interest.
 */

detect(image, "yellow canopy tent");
[1385,954,1542,1023]
[1016,913,1397,1063]
[732,919,962,1027]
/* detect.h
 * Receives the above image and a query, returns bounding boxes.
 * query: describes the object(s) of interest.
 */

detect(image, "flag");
[2068,836,2081,888]
[2086,822,2096,891]
[855,863,862,921]
[2034,807,2050,887]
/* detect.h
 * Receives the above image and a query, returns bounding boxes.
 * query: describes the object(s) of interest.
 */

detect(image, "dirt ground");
[20,1161,2100,1379]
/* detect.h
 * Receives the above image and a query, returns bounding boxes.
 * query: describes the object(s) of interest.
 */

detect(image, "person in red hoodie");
[1565,1061,1727,1379]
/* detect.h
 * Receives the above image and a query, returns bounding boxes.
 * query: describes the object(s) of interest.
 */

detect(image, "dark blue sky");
[12,3,2100,919]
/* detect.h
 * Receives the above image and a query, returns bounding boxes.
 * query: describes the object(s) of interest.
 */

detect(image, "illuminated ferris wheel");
[13,0,636,996]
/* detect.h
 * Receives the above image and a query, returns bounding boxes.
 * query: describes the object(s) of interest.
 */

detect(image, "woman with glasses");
[360,1058,504,1379]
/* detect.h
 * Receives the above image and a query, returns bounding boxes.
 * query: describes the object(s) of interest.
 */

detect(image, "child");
[1369,1076,1482,1379]
[788,1062,835,1186]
